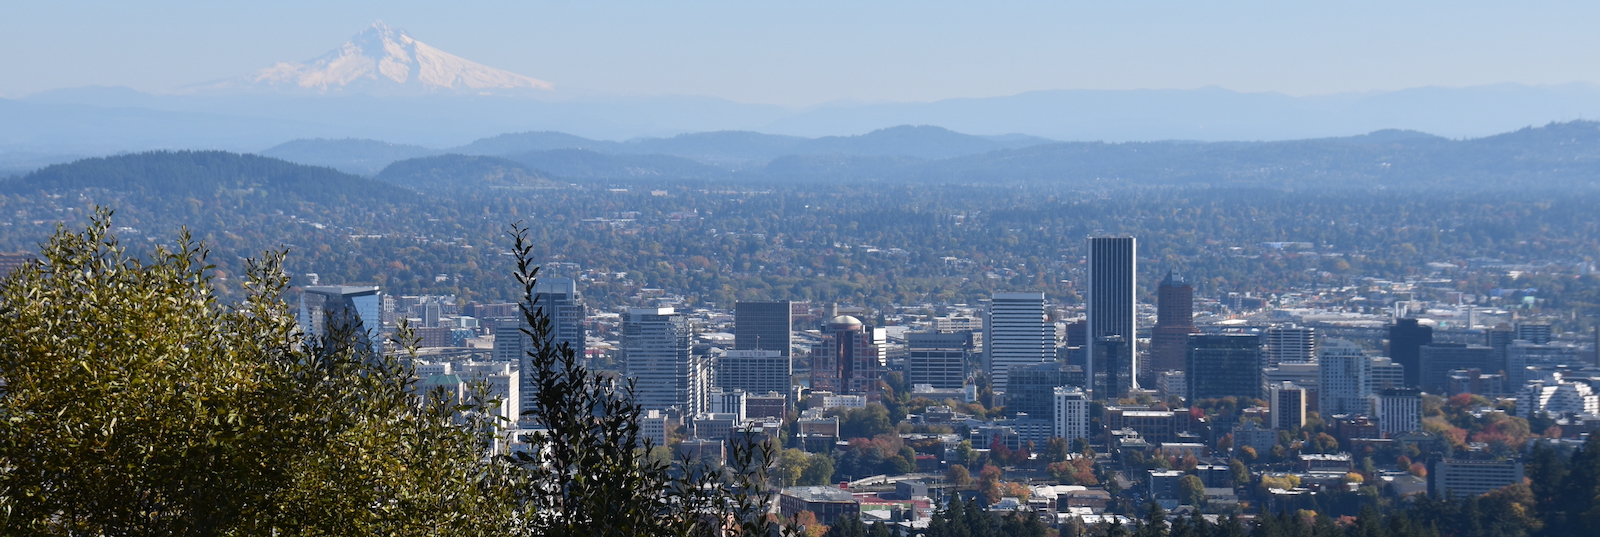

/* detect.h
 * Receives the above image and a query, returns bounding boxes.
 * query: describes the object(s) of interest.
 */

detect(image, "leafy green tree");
[1228,459,1250,489]
[1179,475,1206,507]
[0,211,512,536]
[801,454,837,486]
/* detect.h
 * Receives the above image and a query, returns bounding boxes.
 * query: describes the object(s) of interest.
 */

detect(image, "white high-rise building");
[709,389,748,423]
[985,292,1053,392]
[1269,382,1307,431]
[1087,237,1138,398]
[1266,325,1319,366]
[1054,387,1090,442]
[1372,388,1422,436]
[623,308,707,414]
[1319,339,1372,415]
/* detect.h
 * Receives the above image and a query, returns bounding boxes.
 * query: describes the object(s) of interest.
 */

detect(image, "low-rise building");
[1432,459,1524,498]
[780,486,861,526]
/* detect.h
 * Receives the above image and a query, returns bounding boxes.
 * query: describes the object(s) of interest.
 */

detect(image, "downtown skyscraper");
[623,307,707,414]
[1148,271,1195,378]
[985,292,1053,393]
[1087,237,1137,399]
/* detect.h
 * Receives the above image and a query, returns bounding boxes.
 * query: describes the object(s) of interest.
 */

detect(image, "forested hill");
[3,151,415,204]
[271,121,1600,188]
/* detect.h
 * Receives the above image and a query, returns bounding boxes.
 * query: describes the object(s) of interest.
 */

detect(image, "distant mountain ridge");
[269,125,1056,174]
[2,151,413,204]
[361,120,1600,188]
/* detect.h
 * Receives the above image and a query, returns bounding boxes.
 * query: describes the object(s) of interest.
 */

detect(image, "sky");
[4,1,1600,105]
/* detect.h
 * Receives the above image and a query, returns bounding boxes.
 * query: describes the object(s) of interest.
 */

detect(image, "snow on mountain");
[193,21,551,95]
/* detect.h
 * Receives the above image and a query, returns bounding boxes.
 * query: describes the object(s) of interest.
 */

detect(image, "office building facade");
[810,315,882,402]
[1418,344,1499,394]
[1320,339,1373,415]
[985,292,1053,392]
[1266,324,1319,366]
[1270,382,1307,431]
[735,300,792,356]
[1149,271,1197,376]
[1054,387,1091,442]
[715,349,790,397]
[300,285,382,349]
[623,308,707,414]
[1373,388,1422,436]
[1388,318,1433,388]
[907,331,972,390]
[1186,333,1264,402]
[1087,237,1138,398]
[1008,361,1087,424]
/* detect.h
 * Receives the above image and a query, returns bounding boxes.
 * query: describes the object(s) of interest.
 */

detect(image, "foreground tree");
[0,210,513,535]
[0,212,785,536]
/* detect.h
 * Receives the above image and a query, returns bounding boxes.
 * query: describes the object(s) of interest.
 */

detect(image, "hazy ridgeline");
[2,132,1598,318]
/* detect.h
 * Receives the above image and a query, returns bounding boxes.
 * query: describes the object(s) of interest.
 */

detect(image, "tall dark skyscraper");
[1186,333,1264,402]
[1149,271,1195,377]
[1087,236,1137,398]
[1388,318,1433,388]
[735,300,792,357]
[532,278,585,358]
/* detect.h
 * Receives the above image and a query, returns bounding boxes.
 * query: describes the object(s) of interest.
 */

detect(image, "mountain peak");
[191,21,552,96]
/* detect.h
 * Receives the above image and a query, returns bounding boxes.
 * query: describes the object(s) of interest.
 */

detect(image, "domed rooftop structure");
[826,315,864,329]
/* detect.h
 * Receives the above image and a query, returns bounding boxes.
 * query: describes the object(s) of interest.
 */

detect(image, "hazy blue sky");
[5,1,1599,104]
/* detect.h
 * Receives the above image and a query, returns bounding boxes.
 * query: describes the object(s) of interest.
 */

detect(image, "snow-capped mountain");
[192,21,552,95]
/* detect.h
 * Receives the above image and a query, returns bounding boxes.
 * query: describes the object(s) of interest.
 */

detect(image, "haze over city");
[5,3,1600,537]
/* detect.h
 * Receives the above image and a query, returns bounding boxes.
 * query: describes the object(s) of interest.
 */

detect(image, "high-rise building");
[985,292,1053,392]
[1418,344,1499,394]
[1093,335,1136,399]
[1266,324,1319,366]
[907,331,972,390]
[1372,388,1421,436]
[1269,382,1307,431]
[1516,323,1553,345]
[1319,339,1373,415]
[300,285,382,350]
[454,361,520,426]
[1008,361,1087,424]
[1054,387,1091,442]
[1149,271,1196,376]
[1186,333,1264,402]
[809,316,882,402]
[1388,318,1434,388]
[709,389,749,422]
[623,307,707,414]
[735,300,792,357]
[532,278,586,358]
[517,278,586,419]
[714,349,790,396]
[1087,237,1138,398]
[1263,363,1320,410]
[1370,357,1405,391]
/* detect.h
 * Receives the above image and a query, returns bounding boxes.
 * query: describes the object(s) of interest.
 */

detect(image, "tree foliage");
[0,210,510,535]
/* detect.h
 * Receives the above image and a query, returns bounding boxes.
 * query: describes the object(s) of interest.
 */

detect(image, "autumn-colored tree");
[978,464,1004,505]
